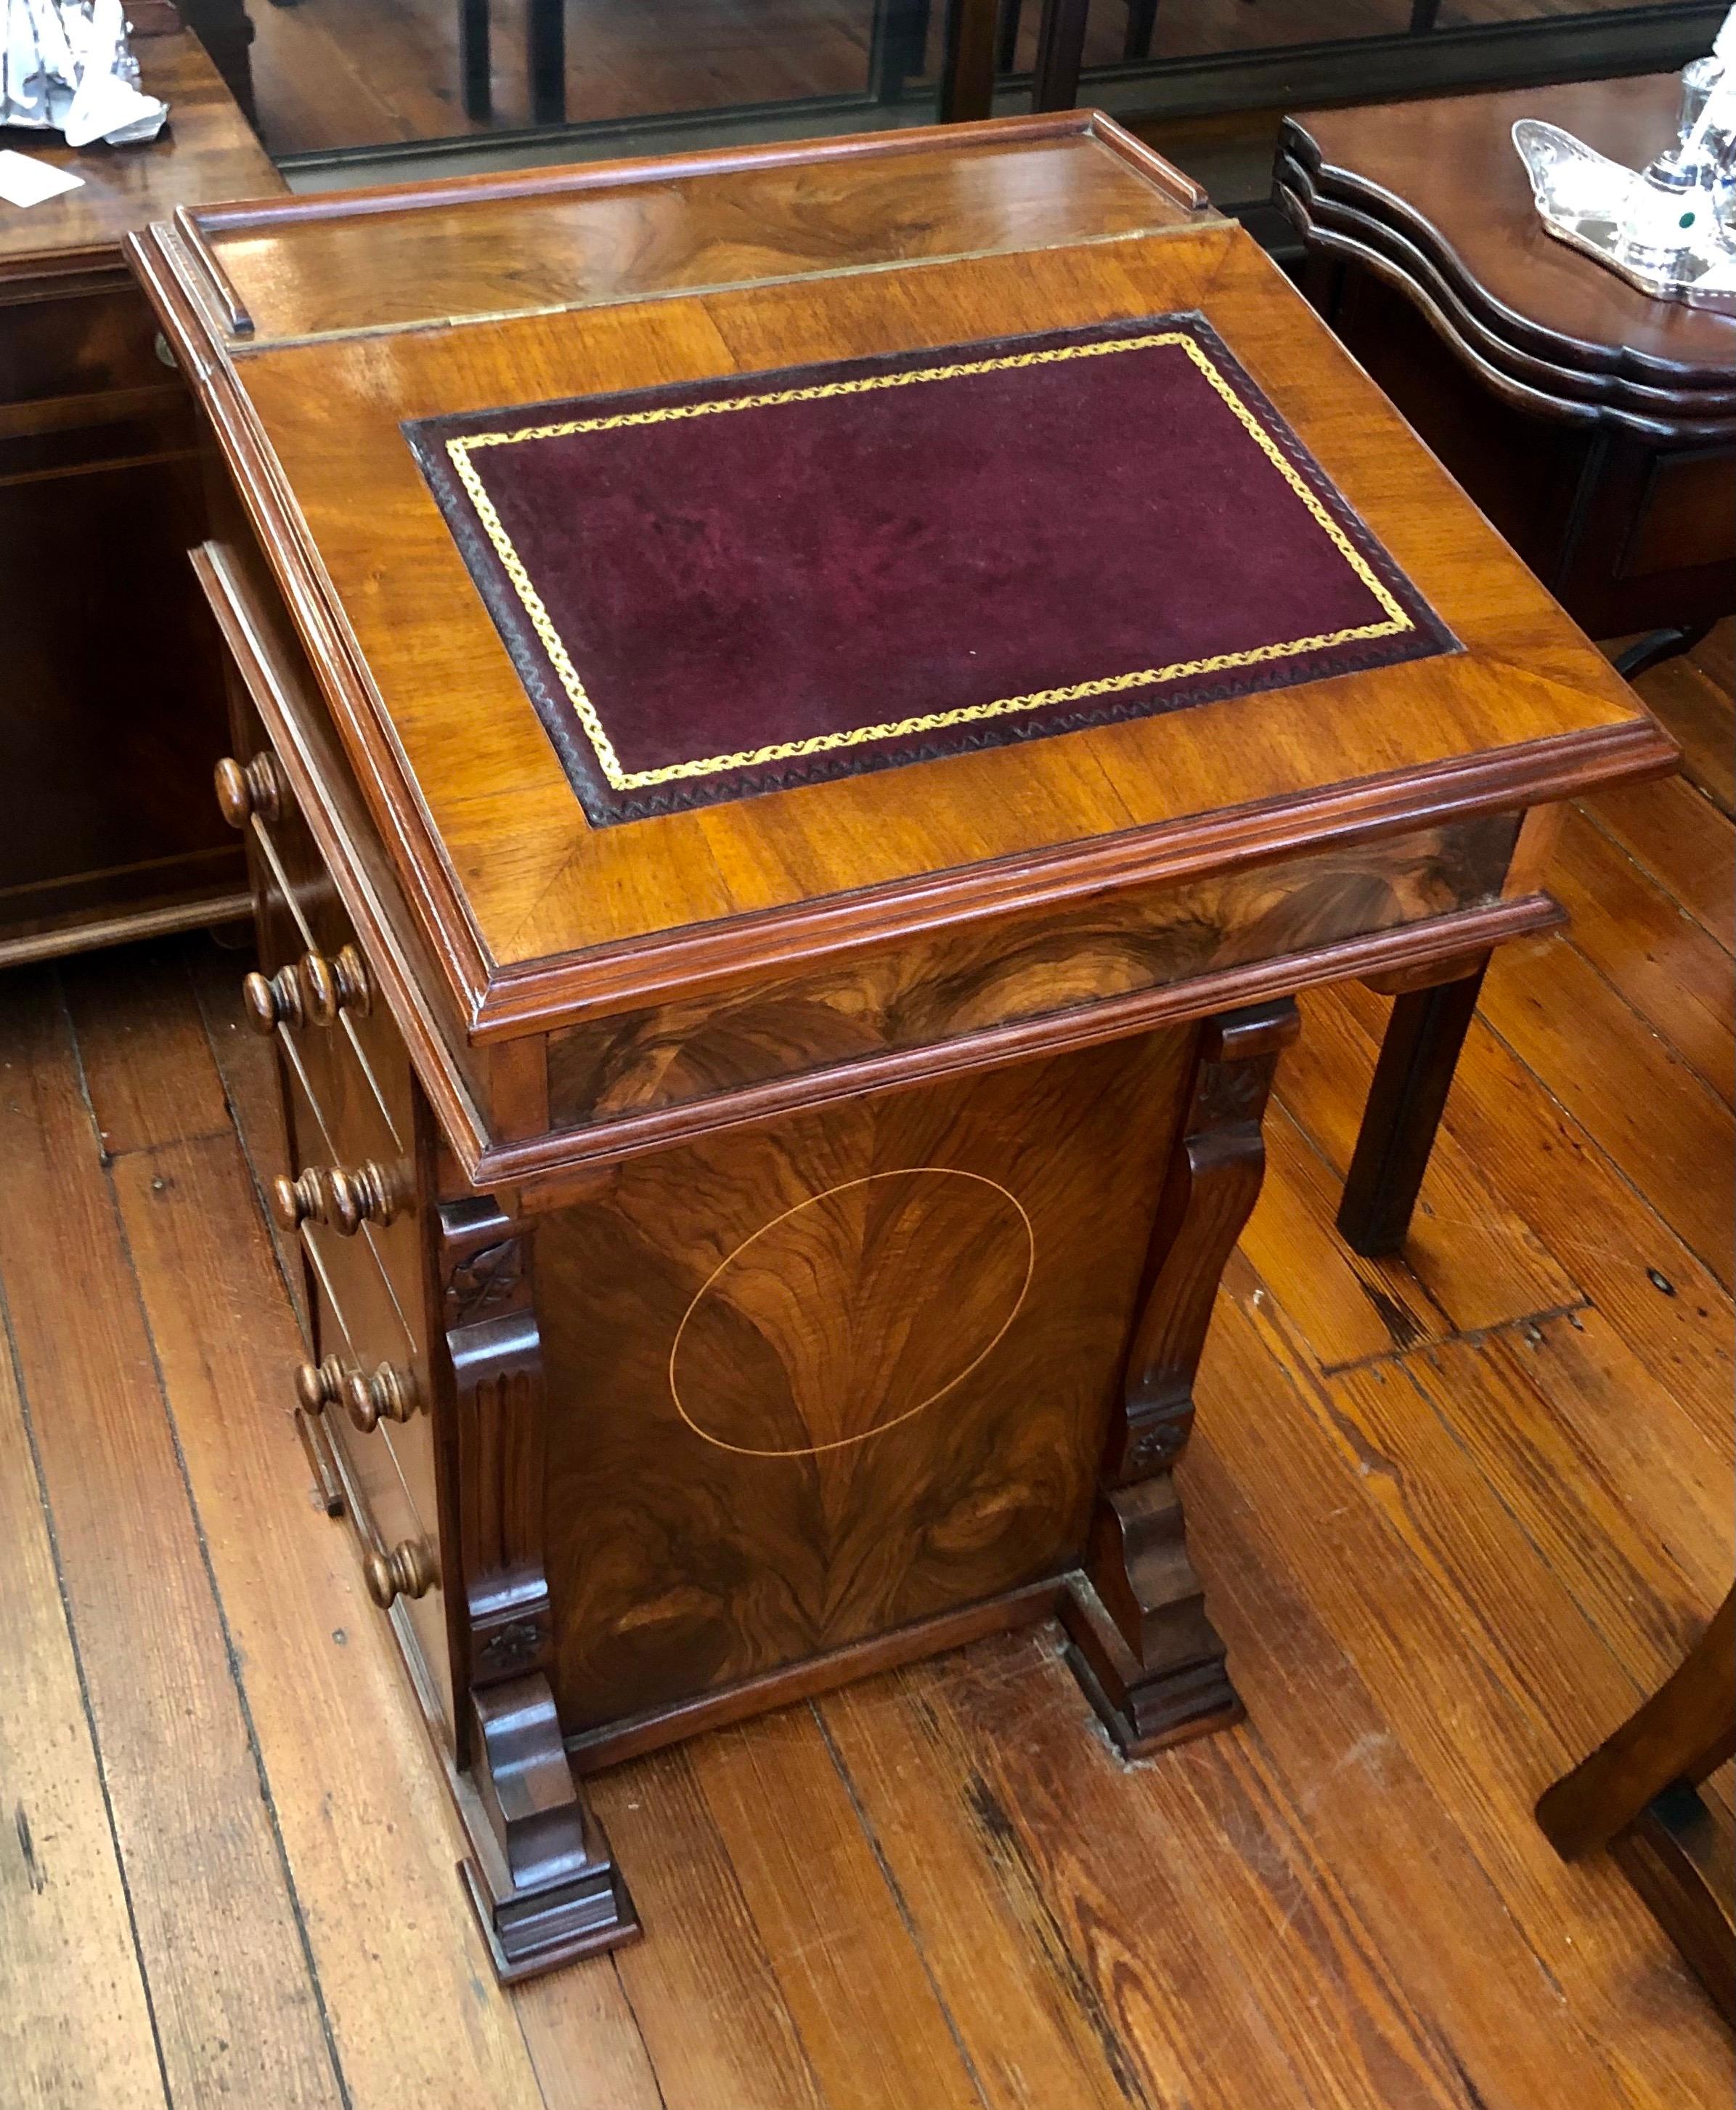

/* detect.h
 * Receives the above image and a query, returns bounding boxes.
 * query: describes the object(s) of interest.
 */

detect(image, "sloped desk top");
[129,111,1672,1173]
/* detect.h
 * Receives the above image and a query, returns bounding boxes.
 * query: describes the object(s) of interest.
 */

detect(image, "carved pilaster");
[1062,999,1297,1756]
[441,1197,639,1976]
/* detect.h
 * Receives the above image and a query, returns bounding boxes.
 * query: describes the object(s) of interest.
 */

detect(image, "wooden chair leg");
[1337,951,1489,1258]
[1538,1591,1735,2022]
[1538,1592,1735,1857]
[869,0,932,103]
[939,0,999,121]
[996,0,1024,75]
[1062,999,1298,1756]
[528,0,566,126]
[460,0,492,119]
[1030,0,1089,111]
[1122,0,1159,60]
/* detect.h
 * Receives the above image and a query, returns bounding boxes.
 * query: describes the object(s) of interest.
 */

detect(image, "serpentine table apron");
[128,109,1675,1981]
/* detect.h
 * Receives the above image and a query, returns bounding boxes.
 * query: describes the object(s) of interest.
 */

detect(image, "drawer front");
[307,1262,452,1740]
[280,1038,425,1424]
[253,841,417,1162]
[547,811,1524,1133]
[2,282,172,410]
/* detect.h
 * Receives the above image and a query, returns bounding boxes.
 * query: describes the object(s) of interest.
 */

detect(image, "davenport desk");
[129,110,1675,1980]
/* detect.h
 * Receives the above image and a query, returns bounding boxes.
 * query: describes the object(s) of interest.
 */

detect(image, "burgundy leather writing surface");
[407,314,1454,826]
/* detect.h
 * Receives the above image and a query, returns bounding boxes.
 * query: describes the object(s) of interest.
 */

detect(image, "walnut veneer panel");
[226,220,1647,995]
[539,1025,1192,1735]
[547,812,1520,1130]
[205,129,1202,346]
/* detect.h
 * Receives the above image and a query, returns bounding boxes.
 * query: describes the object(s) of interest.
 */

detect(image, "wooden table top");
[0,24,277,284]
[1282,76,1736,393]
[130,112,1671,1035]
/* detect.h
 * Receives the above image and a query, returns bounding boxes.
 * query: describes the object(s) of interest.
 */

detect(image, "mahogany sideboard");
[0,17,278,967]
[1276,76,1736,673]
[128,110,1676,1979]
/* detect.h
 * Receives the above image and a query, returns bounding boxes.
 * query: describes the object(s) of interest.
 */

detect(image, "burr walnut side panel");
[545,813,1520,1133]
[537,1026,1197,1737]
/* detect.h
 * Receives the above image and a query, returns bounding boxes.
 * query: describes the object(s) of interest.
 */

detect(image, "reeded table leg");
[1337,951,1489,1259]
[1062,998,1297,1756]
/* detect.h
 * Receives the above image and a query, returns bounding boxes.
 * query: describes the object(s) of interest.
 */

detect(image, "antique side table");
[1276,76,1736,677]
[0,12,280,966]
[129,110,1674,1979]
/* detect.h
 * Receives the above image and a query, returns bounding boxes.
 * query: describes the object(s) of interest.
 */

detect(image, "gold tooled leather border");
[443,331,1413,794]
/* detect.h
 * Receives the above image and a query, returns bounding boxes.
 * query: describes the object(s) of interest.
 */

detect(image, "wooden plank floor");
[1,628,1731,2108]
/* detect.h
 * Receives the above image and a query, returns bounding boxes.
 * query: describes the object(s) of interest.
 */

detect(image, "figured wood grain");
[0,1298,166,2110]
[0,976,343,2110]
[197,121,1202,346]
[540,1027,1192,1735]
[130,139,1666,1036]
[547,815,1519,1130]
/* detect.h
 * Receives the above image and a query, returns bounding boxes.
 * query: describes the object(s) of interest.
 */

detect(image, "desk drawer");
[278,1035,425,1414]
[306,1268,452,1740]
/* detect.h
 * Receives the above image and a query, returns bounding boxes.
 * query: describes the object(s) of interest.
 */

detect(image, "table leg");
[940,0,1000,121]
[442,1197,638,1976]
[1613,620,1715,683]
[1122,0,1159,60]
[1337,952,1489,1259]
[529,0,566,126]
[1030,0,1089,111]
[461,0,492,120]
[1061,998,1298,1756]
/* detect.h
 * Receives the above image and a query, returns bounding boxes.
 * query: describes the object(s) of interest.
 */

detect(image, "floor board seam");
[1472,973,1734,1296]
[60,978,357,2110]
[809,1700,997,2110]
[1315,1296,1594,1378]
[0,1273,176,2110]
[1573,799,1736,967]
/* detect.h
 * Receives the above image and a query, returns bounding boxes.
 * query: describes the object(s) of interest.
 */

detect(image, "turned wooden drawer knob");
[272,1161,404,1237]
[364,1538,436,1608]
[213,751,284,830]
[343,1362,418,1433]
[242,964,306,1035]
[295,1356,347,1415]
[301,945,372,1027]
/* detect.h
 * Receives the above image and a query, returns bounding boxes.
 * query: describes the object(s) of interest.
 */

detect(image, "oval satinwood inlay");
[667,1168,1035,1459]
